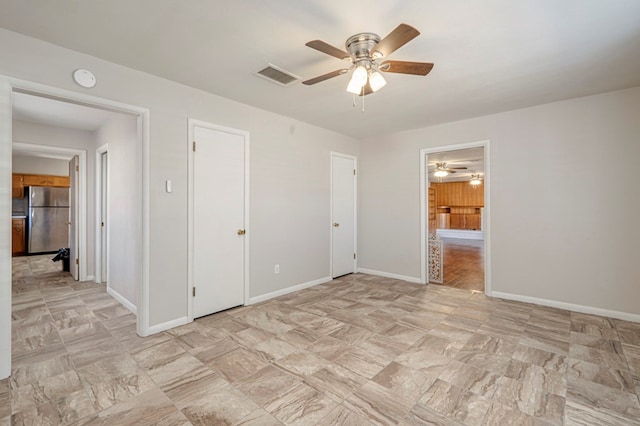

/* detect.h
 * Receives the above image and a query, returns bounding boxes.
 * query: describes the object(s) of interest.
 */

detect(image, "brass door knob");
[333,223,340,227]
[237,229,246,235]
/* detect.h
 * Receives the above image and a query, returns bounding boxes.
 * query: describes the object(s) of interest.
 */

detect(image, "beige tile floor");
[4,255,640,425]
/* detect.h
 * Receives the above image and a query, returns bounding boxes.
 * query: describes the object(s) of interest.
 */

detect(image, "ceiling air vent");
[256,64,300,87]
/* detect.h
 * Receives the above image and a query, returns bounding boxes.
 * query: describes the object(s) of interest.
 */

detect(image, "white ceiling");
[1,1,639,138]
[12,92,117,131]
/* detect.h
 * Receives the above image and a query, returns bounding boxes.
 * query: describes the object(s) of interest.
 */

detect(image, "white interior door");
[68,155,79,280]
[193,125,246,318]
[331,153,356,278]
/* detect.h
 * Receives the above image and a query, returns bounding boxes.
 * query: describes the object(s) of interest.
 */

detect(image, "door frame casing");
[419,140,492,296]
[187,118,250,322]
[0,75,151,343]
[12,142,87,280]
[95,144,108,284]
[329,152,358,279]
[1,76,150,379]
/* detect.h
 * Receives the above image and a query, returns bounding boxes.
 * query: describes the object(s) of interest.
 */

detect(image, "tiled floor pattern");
[442,238,484,292]
[4,255,640,425]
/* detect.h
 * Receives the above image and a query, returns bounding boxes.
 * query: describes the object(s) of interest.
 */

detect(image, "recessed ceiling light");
[72,69,96,88]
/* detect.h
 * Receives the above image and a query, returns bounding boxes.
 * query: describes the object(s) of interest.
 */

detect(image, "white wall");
[0,28,358,338]
[12,155,68,175]
[12,120,96,278]
[94,114,139,308]
[0,79,12,378]
[360,86,640,317]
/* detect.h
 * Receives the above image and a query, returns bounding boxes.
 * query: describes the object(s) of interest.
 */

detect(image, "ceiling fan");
[302,23,434,96]
[430,162,468,177]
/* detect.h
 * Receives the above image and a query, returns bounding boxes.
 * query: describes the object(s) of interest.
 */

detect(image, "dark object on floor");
[52,247,70,272]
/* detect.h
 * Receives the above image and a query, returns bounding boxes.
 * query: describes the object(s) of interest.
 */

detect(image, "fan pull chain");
[361,85,365,112]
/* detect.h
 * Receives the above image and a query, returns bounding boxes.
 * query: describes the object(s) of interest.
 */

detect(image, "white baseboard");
[436,229,484,240]
[85,275,95,282]
[249,276,332,305]
[491,291,640,323]
[357,268,422,284]
[107,287,137,315]
[147,316,190,335]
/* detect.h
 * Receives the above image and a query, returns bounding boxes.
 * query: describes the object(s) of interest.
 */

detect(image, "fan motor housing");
[345,33,381,60]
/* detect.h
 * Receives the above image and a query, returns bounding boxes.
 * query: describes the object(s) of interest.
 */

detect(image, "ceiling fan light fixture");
[369,70,386,92]
[352,65,368,85]
[346,65,368,94]
[470,174,482,186]
[346,78,363,94]
[434,170,448,178]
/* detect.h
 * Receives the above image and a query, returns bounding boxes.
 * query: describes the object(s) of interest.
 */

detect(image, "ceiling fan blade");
[305,40,351,60]
[302,69,349,85]
[447,166,467,170]
[373,24,420,58]
[380,60,434,76]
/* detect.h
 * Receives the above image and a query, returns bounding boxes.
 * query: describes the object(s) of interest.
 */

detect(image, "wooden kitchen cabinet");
[22,174,70,187]
[446,212,482,230]
[13,173,70,195]
[49,175,71,187]
[12,174,24,198]
[431,181,484,231]
[450,214,466,229]
[465,214,481,230]
[433,181,484,207]
[12,218,25,256]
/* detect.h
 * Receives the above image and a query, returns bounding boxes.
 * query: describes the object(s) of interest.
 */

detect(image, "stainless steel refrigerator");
[27,186,70,254]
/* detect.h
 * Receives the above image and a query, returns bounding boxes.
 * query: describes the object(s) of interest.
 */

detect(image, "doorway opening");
[1,77,150,382]
[95,145,108,285]
[420,141,491,295]
[12,141,86,279]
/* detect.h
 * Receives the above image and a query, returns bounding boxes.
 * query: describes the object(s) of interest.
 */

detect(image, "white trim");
[492,291,640,323]
[329,152,358,279]
[13,142,88,281]
[107,287,137,315]
[419,150,427,285]
[357,268,422,284]
[1,75,151,338]
[85,275,95,282]
[419,140,491,295]
[94,144,108,285]
[138,113,150,336]
[187,119,250,322]
[436,229,484,240]
[1,79,12,379]
[248,276,332,305]
[147,316,190,335]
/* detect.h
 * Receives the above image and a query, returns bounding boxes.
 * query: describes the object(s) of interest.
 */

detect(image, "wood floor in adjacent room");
[441,238,484,292]
[4,256,640,425]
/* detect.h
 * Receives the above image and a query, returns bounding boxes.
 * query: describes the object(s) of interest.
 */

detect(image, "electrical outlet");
[274,264,280,274]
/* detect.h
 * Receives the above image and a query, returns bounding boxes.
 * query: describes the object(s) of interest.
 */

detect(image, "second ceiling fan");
[431,162,468,177]
[303,23,434,96]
